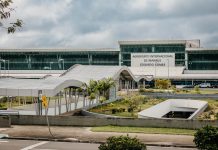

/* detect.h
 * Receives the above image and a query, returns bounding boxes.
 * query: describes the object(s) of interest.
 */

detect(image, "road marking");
[20,141,48,150]
[0,140,9,143]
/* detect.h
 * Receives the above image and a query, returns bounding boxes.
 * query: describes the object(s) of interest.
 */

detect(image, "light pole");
[49,62,53,74]
[167,59,169,80]
[0,59,6,77]
[58,59,64,70]
[154,62,157,78]
[5,60,9,77]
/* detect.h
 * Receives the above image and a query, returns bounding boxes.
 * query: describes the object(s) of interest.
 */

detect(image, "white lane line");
[0,140,9,142]
[20,141,48,150]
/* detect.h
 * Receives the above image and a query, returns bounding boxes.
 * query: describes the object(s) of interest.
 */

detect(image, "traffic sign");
[42,95,48,108]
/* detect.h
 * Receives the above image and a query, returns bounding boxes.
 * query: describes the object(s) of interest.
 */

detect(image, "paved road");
[0,139,197,150]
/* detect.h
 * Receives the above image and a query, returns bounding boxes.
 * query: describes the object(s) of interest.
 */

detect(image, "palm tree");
[102,78,116,100]
[82,80,98,107]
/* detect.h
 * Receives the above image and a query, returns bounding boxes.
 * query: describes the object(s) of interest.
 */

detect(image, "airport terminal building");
[0,39,218,86]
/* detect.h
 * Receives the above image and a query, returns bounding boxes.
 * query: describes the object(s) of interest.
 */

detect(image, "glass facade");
[0,51,119,70]
[188,50,218,70]
[120,44,186,66]
[0,41,218,71]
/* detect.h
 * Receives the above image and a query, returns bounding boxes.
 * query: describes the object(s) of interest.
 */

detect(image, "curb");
[5,136,196,148]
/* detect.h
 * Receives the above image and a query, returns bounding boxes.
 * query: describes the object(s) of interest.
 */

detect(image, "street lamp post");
[154,62,157,78]
[58,59,64,70]
[167,59,169,80]
[5,60,10,77]
[0,59,6,77]
[7,60,9,77]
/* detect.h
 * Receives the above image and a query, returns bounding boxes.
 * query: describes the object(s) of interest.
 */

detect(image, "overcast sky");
[0,0,218,48]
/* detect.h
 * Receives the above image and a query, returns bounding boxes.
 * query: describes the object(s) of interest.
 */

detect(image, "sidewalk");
[0,125,195,147]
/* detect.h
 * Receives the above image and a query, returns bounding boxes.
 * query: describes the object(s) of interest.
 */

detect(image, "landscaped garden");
[197,99,218,120]
[89,93,165,118]
[140,88,218,95]
[89,91,218,120]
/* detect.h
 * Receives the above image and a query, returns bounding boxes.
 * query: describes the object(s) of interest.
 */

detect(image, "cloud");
[0,0,218,48]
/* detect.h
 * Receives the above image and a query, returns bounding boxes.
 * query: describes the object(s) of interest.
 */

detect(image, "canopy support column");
[38,90,42,116]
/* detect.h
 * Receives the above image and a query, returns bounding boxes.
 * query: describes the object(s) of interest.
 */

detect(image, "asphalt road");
[0,139,197,150]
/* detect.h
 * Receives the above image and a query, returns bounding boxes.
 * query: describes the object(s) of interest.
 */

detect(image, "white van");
[198,83,211,88]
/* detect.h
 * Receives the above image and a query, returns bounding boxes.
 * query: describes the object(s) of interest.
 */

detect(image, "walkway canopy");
[0,65,147,97]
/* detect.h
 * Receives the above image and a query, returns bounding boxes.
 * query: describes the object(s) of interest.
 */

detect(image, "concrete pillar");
[38,90,42,116]
[137,82,139,89]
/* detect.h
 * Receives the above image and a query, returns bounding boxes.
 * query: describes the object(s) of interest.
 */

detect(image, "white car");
[198,83,211,88]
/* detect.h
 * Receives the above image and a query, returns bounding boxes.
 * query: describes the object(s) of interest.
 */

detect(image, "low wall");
[0,115,11,127]
[10,115,218,129]
[81,109,120,118]
[143,93,218,99]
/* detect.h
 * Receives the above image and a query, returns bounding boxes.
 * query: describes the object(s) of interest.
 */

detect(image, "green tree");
[194,85,201,94]
[194,126,218,150]
[0,0,22,33]
[82,80,98,106]
[126,94,144,116]
[99,78,116,99]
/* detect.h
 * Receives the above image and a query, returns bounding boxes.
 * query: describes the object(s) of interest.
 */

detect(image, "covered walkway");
[0,65,150,115]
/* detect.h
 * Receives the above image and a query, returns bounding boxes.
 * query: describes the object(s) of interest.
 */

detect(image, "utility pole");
[167,59,169,80]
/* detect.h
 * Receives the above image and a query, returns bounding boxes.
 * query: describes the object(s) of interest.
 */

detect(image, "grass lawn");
[176,89,218,94]
[91,126,196,136]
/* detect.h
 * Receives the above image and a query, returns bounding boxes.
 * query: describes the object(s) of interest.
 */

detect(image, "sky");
[0,0,218,48]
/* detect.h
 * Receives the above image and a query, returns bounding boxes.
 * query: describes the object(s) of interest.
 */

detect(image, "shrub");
[118,108,125,112]
[98,135,146,150]
[194,126,218,150]
[194,86,201,94]
[111,108,118,114]
[139,87,145,93]
[128,107,133,112]
[155,79,171,89]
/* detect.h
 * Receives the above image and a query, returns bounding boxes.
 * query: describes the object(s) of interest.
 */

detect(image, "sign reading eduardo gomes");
[131,53,175,67]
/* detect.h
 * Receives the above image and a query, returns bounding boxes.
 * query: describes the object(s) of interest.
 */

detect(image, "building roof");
[118,40,188,45]
[0,48,119,52]
[0,65,145,97]
[1,65,218,97]
[186,48,218,52]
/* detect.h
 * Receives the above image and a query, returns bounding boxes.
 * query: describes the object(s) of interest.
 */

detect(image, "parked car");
[183,85,194,88]
[198,83,211,88]
[211,84,218,88]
